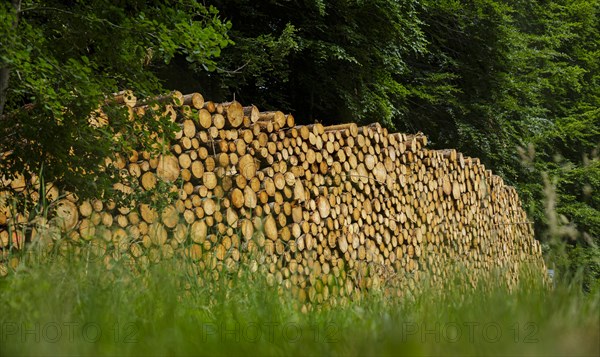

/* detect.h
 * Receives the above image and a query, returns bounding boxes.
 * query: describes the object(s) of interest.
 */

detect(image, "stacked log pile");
[0,91,546,306]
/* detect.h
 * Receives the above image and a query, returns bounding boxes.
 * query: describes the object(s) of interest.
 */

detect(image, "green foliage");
[0,245,598,356]
[0,0,232,198]
[555,160,600,239]
[198,0,427,125]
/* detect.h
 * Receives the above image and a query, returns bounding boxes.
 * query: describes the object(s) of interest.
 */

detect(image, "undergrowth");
[0,241,598,357]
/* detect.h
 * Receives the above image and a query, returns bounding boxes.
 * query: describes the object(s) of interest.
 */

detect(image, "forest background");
[0,0,598,289]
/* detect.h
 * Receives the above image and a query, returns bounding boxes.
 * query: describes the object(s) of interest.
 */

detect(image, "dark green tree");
[197,0,427,126]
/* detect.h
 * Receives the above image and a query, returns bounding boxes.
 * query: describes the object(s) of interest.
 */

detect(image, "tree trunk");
[0,0,22,117]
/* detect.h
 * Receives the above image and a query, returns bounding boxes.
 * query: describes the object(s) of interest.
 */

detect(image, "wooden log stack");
[0,91,547,308]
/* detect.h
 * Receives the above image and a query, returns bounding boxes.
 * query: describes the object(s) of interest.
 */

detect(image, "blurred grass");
[0,241,598,357]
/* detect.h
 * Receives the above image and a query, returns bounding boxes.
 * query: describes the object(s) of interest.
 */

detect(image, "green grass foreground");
[0,245,598,357]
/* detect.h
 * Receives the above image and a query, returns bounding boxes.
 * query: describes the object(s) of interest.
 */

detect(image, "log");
[156,155,180,182]
[243,105,260,124]
[258,111,286,128]
[54,199,79,232]
[238,154,257,180]
[182,92,204,109]
[223,101,244,128]
[111,90,137,107]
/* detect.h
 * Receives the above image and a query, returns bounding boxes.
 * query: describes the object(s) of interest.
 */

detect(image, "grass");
[0,239,598,357]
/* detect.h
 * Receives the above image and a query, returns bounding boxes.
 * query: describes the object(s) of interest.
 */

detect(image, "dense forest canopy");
[0,0,598,289]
